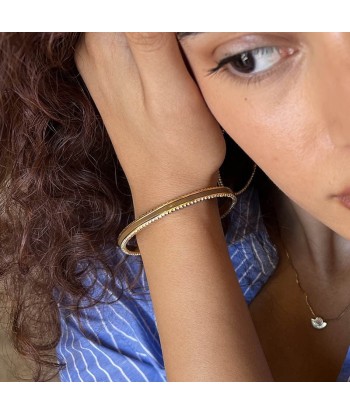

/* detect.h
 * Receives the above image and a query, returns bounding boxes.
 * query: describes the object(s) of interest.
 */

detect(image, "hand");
[74,33,226,212]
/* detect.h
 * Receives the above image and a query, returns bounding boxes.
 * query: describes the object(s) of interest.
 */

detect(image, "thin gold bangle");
[118,186,237,256]
[118,162,257,256]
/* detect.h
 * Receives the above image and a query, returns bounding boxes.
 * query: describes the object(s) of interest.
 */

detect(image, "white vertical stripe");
[93,278,163,364]
[262,232,279,269]
[114,297,164,361]
[106,302,163,367]
[78,340,113,382]
[239,239,249,276]
[68,325,97,381]
[93,306,149,382]
[61,316,73,381]
[250,236,266,274]
[56,320,72,382]
[81,336,131,381]
[79,310,132,381]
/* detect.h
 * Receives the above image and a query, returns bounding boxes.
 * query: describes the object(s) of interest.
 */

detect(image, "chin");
[323,216,350,241]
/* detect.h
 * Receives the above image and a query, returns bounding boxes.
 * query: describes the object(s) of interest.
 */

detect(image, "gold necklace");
[281,242,350,330]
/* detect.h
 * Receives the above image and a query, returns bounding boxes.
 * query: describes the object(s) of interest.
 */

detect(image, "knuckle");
[126,32,168,51]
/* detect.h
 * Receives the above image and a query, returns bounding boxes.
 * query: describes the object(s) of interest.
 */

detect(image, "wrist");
[131,172,220,219]
[135,193,223,249]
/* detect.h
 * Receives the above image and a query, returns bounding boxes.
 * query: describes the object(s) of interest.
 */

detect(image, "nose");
[311,33,350,149]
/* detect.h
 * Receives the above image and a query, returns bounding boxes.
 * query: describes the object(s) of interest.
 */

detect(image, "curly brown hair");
[0,32,276,382]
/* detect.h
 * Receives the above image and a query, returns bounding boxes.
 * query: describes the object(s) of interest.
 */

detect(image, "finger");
[81,32,136,72]
[76,33,143,113]
[124,32,195,92]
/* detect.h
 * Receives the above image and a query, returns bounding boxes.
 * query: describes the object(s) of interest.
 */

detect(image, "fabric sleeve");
[56,274,166,382]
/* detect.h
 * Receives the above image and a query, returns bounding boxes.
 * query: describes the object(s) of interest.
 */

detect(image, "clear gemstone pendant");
[311,317,327,329]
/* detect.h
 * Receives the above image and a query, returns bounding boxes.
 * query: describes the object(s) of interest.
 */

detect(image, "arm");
[74,32,273,382]
[133,178,274,381]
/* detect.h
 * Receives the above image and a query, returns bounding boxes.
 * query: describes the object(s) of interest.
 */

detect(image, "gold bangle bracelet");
[117,186,237,256]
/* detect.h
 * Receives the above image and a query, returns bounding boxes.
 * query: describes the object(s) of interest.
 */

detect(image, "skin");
[178,33,350,294]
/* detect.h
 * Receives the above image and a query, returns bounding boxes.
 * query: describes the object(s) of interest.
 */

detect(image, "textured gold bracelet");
[117,186,237,256]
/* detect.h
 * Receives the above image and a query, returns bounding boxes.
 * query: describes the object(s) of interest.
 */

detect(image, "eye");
[228,47,280,74]
[208,46,295,79]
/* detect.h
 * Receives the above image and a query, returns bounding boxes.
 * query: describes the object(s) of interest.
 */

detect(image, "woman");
[1,32,349,382]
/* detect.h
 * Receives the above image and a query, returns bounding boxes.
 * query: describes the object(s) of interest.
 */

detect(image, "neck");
[269,186,350,287]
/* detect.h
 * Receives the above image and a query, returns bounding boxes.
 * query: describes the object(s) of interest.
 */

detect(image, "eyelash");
[206,46,289,86]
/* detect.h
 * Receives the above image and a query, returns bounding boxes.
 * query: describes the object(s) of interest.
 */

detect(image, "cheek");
[186,65,350,239]
[196,79,323,197]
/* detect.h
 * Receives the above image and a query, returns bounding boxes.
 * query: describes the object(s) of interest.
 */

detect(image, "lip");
[337,186,350,195]
[334,190,350,209]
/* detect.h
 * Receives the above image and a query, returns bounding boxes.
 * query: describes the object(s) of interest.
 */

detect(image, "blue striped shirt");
[55,185,350,382]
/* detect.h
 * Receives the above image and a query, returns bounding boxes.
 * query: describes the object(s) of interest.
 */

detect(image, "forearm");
[133,183,274,382]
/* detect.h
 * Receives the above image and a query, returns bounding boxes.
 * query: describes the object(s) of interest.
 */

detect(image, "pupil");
[231,51,255,73]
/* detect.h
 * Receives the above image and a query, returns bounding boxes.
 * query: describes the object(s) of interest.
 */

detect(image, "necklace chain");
[217,164,257,195]
[282,241,350,324]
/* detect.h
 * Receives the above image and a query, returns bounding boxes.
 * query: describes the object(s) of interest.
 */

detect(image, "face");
[179,32,350,240]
